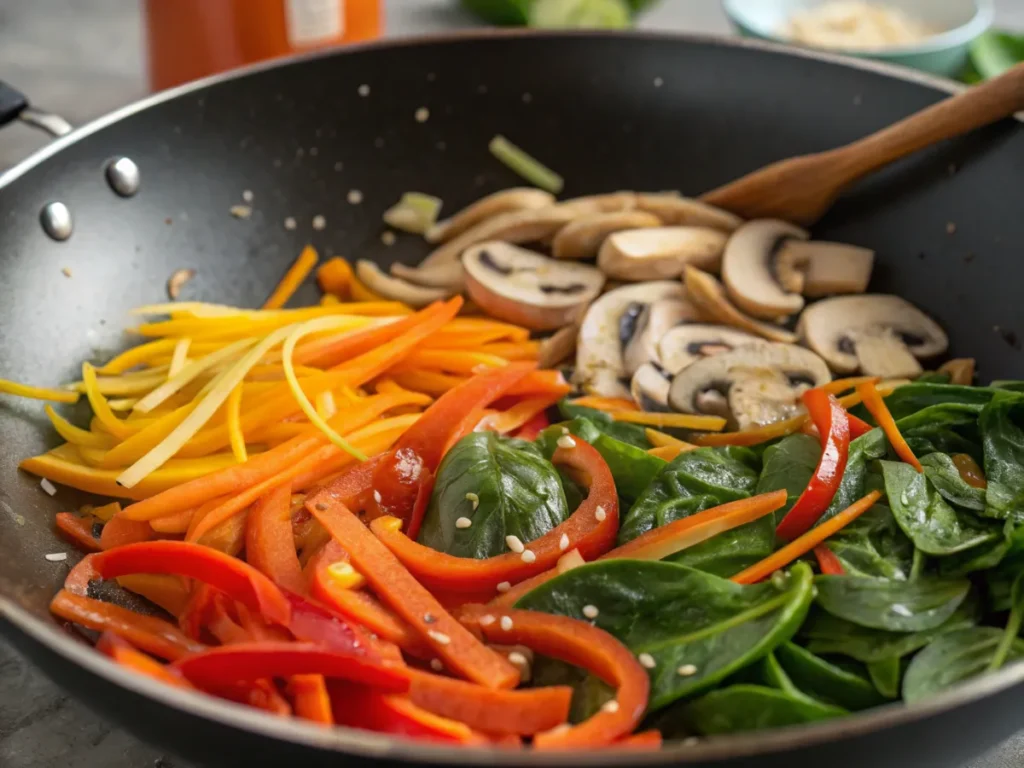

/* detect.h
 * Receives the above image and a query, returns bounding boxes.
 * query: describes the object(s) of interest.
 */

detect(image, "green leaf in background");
[529,0,631,28]
[992,381,1024,393]
[530,655,615,723]
[814,574,970,632]
[902,627,1024,704]
[970,31,1024,81]
[921,452,988,512]
[417,432,568,558]
[774,642,885,710]
[827,504,915,580]
[558,400,652,448]
[866,656,902,699]
[980,393,1024,522]
[756,434,821,524]
[678,685,846,735]
[879,385,995,421]
[516,559,815,710]
[819,428,888,525]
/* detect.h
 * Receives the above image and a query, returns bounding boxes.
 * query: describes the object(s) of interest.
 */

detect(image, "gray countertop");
[2,1,1024,767]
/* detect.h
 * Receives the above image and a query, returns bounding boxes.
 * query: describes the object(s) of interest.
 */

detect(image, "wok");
[0,30,1022,768]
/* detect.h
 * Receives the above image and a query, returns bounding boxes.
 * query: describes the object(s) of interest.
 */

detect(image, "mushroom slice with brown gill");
[721,219,809,320]
[390,260,466,291]
[622,298,700,377]
[668,343,831,430]
[658,324,764,376]
[552,210,662,260]
[775,240,875,297]
[634,193,743,232]
[461,242,604,331]
[425,187,556,244]
[598,227,729,281]
[684,267,798,344]
[356,261,456,308]
[574,281,690,399]
[798,295,949,379]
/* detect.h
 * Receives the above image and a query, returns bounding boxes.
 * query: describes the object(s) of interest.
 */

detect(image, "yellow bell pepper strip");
[0,379,79,403]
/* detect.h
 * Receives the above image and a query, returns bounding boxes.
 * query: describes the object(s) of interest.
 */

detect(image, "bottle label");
[285,0,345,47]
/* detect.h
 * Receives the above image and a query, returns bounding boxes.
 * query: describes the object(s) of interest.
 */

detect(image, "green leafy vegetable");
[756,434,820,524]
[530,656,615,723]
[558,400,652,448]
[814,575,970,632]
[528,0,632,28]
[827,504,914,580]
[774,642,885,710]
[879,385,996,421]
[980,393,1024,522]
[417,432,568,558]
[678,685,846,735]
[902,627,1024,704]
[516,560,815,710]
[866,657,901,699]
[970,31,1024,81]
[921,453,987,511]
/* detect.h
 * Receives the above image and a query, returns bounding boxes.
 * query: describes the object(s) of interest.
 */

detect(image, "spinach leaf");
[618,448,764,576]
[896,403,985,462]
[417,432,568,558]
[980,393,1024,522]
[756,434,820,523]
[866,657,902,699]
[774,643,884,710]
[916,372,953,385]
[827,504,914,580]
[530,656,615,723]
[814,575,970,632]
[938,533,1012,577]
[819,428,888,525]
[992,380,1024,393]
[882,460,1001,556]
[902,628,1024,704]
[880,385,997,421]
[558,399,651,448]
[921,453,987,511]
[678,685,846,735]
[516,560,815,710]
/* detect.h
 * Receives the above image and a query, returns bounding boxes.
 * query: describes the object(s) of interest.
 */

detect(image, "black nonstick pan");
[1,30,1022,768]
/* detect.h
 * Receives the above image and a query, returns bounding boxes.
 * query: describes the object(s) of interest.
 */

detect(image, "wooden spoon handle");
[829,61,1024,183]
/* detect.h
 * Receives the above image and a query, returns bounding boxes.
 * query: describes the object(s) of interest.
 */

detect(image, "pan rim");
[2,27,1022,764]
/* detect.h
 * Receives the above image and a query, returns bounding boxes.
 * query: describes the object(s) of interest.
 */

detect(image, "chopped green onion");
[382,192,443,235]
[488,135,564,194]
[528,0,631,29]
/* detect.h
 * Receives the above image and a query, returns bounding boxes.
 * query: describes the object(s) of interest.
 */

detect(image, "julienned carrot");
[149,507,196,534]
[505,370,569,397]
[608,410,727,432]
[329,683,487,744]
[96,632,195,690]
[648,445,684,461]
[477,341,540,361]
[288,674,334,725]
[246,482,304,593]
[263,245,319,310]
[99,515,154,550]
[316,256,354,299]
[568,396,639,412]
[306,493,519,690]
[732,490,882,585]
[392,370,468,396]
[857,381,923,472]
[814,544,845,576]
[475,394,563,434]
[822,376,880,396]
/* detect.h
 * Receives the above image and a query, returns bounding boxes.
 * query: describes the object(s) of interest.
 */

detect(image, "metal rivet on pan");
[40,202,72,241]
[105,157,140,197]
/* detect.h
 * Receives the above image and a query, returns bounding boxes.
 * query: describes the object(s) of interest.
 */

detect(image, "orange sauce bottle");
[144,0,383,91]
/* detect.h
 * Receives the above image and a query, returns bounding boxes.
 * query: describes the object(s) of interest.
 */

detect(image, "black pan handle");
[0,80,72,138]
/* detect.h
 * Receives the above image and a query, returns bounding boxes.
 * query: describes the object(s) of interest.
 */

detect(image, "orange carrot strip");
[392,370,467,396]
[99,514,155,550]
[96,632,196,690]
[316,256,354,299]
[246,481,304,593]
[568,396,639,412]
[149,507,196,534]
[55,512,101,552]
[857,381,923,472]
[289,674,334,725]
[822,376,880,396]
[476,342,540,361]
[648,445,684,461]
[264,245,318,310]
[475,394,562,435]
[614,730,662,749]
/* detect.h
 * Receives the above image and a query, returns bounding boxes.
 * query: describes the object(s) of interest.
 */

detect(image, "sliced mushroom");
[721,219,809,320]
[598,227,729,281]
[684,267,798,344]
[355,261,455,308]
[798,295,948,377]
[635,193,743,232]
[668,343,831,430]
[421,206,577,268]
[938,358,975,386]
[575,281,689,398]
[556,192,638,216]
[552,211,661,260]
[631,363,672,410]
[538,323,579,369]
[390,261,466,291]
[658,324,764,375]
[776,240,875,297]
[461,242,604,331]
[622,298,701,376]
[425,188,555,244]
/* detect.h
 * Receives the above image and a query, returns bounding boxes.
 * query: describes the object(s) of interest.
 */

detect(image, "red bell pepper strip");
[614,730,663,750]
[178,582,219,640]
[173,642,409,691]
[284,590,386,661]
[406,669,572,736]
[460,607,648,749]
[214,678,292,716]
[55,512,102,553]
[847,413,874,439]
[369,439,618,594]
[513,409,551,441]
[775,389,851,542]
[306,493,519,689]
[287,674,334,725]
[246,482,304,593]
[857,381,923,472]
[51,590,204,660]
[96,632,195,690]
[814,544,845,576]
[74,541,291,627]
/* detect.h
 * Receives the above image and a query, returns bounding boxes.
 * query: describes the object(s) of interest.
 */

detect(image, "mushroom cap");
[798,294,948,374]
[778,240,875,298]
[355,260,455,308]
[598,227,729,281]
[390,260,466,290]
[422,206,577,268]
[721,219,809,320]
[658,324,765,375]
[426,187,555,244]
[622,298,701,376]
[461,241,604,331]
[574,281,688,398]
[552,210,662,261]
[684,266,798,344]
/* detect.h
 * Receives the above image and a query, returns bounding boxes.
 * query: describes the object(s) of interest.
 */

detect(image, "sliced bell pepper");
[173,642,409,691]
[288,674,334,725]
[96,631,195,690]
[847,413,874,439]
[407,669,572,736]
[70,541,291,627]
[614,730,662,749]
[51,590,204,660]
[369,439,618,594]
[246,482,304,593]
[814,544,845,576]
[857,381,923,472]
[513,410,551,441]
[55,512,102,553]
[306,494,519,689]
[461,608,648,749]
[284,590,385,661]
[775,389,851,542]
[329,683,487,744]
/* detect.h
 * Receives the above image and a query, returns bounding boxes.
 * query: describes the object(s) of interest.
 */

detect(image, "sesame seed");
[455,516,472,529]
[479,614,496,626]
[347,189,363,205]
[946,222,957,235]
[44,552,67,562]
[505,535,525,554]
[556,435,576,449]
[508,651,528,666]
[582,605,599,619]
[415,107,430,123]
[638,653,656,669]
[61,267,72,278]
[677,664,698,677]
[334,161,344,171]
[380,231,397,246]
[309,147,319,157]
[595,505,607,522]
[358,84,370,97]
[40,478,57,496]
[500,616,513,631]
[423,612,437,624]
[496,581,511,593]
[312,214,326,230]
[242,189,254,202]
[430,658,443,671]
[315,502,328,511]
[373,490,382,504]
[284,216,297,230]
[521,549,536,564]
[560,426,570,435]
[428,630,451,645]
[230,204,252,219]
[465,492,480,510]
[522,92,533,103]
[653,76,664,87]
[559,533,570,551]
[683,737,700,747]
[601,700,620,713]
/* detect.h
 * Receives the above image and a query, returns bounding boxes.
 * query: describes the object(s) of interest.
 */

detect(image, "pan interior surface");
[0,31,1022,768]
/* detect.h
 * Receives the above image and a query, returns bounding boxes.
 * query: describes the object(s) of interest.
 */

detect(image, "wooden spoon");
[701,62,1024,226]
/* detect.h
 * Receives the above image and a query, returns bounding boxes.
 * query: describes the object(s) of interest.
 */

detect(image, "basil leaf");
[827,504,914,580]
[558,400,651,448]
[866,657,902,699]
[678,685,846,735]
[417,432,568,558]
[756,434,820,524]
[882,460,1001,556]
[774,643,884,710]
[921,453,987,511]
[814,575,970,632]
[516,560,815,711]
[879,385,997,421]
[980,393,1024,522]
[902,627,1024,704]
